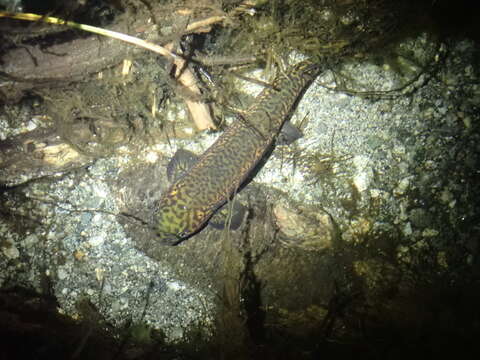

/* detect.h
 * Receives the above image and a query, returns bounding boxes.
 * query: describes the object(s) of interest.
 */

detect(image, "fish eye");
[178,230,189,238]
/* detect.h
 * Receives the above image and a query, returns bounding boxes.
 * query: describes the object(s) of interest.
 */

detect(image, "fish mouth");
[156,231,182,245]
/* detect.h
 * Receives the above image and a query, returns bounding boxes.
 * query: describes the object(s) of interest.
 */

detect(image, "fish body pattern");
[156,60,321,244]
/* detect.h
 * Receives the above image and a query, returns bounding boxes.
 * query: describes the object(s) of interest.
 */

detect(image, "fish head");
[155,185,212,245]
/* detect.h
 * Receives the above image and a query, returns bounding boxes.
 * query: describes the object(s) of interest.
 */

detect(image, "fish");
[155,59,321,244]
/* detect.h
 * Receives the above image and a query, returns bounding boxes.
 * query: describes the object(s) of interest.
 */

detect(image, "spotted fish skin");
[156,60,321,244]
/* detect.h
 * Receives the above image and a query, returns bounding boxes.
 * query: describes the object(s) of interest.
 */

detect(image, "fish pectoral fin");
[209,200,248,231]
[166,148,199,182]
[276,120,303,145]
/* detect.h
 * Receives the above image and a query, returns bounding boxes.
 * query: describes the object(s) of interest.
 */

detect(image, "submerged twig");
[0,11,216,130]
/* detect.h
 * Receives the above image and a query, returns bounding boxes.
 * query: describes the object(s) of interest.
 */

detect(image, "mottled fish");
[156,59,321,244]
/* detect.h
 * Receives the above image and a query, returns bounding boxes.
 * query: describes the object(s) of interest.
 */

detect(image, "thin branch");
[0,11,217,130]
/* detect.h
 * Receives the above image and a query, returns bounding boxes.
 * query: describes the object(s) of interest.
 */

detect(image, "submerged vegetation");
[1,0,480,359]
